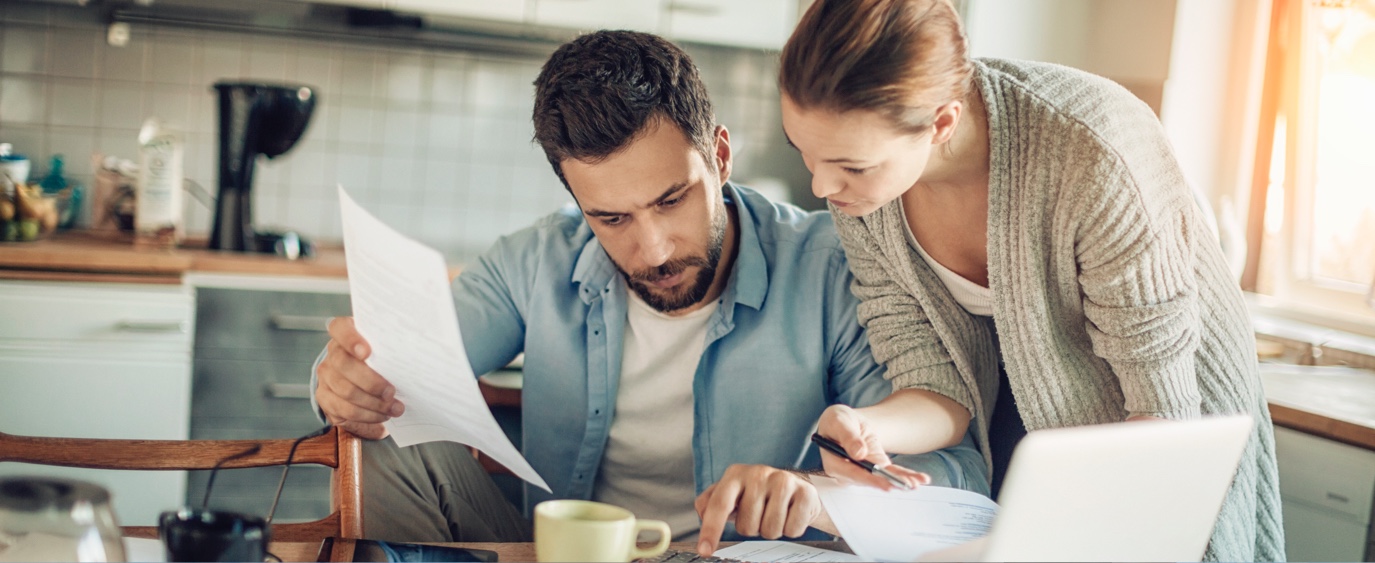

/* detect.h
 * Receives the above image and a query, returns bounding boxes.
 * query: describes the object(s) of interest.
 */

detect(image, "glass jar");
[0,477,126,562]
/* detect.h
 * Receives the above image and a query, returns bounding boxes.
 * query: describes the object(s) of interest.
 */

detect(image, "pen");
[811,432,915,490]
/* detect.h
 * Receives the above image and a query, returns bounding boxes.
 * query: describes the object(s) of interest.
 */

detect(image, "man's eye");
[601,216,625,226]
[660,196,684,208]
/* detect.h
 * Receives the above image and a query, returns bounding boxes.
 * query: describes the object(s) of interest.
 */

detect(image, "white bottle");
[136,118,184,245]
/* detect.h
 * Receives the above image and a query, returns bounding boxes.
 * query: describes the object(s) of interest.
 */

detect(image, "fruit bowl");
[0,184,63,243]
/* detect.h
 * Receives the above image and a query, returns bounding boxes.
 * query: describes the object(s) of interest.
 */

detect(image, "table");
[271,539,851,562]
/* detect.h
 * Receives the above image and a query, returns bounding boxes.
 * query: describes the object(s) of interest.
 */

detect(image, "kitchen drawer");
[0,353,191,526]
[1275,426,1375,522]
[1282,499,1369,562]
[190,357,321,429]
[194,288,349,352]
[0,280,192,346]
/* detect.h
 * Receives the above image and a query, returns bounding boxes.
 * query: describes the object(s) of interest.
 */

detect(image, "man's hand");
[817,404,930,490]
[694,464,822,556]
[315,317,404,440]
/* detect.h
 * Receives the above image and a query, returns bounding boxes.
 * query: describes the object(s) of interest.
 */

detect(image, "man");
[312,30,986,555]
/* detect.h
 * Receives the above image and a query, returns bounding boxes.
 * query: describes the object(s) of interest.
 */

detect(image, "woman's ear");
[930,101,963,146]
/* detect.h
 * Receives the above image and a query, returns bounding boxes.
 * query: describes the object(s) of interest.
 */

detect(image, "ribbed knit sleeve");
[831,207,974,413]
[1073,150,1204,420]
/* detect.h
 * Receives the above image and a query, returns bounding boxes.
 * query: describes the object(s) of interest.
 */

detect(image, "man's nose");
[636,223,674,267]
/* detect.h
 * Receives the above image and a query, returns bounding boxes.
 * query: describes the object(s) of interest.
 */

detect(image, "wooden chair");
[0,426,362,542]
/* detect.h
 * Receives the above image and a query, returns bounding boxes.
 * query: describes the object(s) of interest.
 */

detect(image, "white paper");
[338,186,549,492]
[713,541,865,562]
[811,478,997,562]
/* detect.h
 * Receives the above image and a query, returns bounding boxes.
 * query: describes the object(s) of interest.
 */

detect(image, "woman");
[777,0,1284,560]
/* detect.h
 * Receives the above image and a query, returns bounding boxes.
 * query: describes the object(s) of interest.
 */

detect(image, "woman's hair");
[533,30,716,189]
[779,0,972,135]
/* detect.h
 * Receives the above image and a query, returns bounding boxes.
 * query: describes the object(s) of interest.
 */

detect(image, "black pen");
[811,432,915,490]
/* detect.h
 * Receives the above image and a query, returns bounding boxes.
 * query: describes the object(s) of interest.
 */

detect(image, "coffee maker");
[209,82,316,253]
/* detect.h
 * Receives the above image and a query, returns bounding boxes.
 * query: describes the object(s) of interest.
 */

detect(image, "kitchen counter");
[1263,364,1375,451]
[0,230,462,284]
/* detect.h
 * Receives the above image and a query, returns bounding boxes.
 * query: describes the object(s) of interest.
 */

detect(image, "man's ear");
[930,101,963,146]
[712,125,733,184]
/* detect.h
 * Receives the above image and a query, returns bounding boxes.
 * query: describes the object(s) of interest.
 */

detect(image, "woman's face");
[780,95,934,217]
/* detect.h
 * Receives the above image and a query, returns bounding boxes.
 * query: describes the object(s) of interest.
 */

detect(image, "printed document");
[339,186,549,491]
[812,477,996,562]
[713,541,864,562]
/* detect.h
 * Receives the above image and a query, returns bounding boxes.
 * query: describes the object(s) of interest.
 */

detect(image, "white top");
[898,198,994,317]
[591,291,717,541]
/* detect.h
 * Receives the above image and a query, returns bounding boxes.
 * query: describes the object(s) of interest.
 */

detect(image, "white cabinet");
[389,0,528,22]
[0,281,194,527]
[1274,426,1375,562]
[662,0,798,51]
[532,0,660,34]
[381,0,801,50]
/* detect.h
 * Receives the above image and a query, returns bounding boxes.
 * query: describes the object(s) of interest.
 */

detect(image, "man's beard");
[618,211,727,313]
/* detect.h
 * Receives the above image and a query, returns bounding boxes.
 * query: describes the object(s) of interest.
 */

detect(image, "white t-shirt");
[591,291,717,541]
[899,198,994,317]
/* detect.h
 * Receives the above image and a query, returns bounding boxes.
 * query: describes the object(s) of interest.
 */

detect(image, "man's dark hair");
[532,30,716,189]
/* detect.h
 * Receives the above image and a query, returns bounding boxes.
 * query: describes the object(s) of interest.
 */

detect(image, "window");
[1250,0,1375,324]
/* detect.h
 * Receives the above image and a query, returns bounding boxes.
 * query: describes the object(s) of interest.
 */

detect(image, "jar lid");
[0,477,110,513]
[0,143,23,161]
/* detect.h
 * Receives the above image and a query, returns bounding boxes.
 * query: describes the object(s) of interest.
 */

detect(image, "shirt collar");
[570,182,770,310]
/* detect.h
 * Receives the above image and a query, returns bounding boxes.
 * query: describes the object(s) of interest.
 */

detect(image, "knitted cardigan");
[830,58,1285,562]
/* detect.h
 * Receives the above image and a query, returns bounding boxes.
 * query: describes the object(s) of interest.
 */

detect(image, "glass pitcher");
[0,477,126,562]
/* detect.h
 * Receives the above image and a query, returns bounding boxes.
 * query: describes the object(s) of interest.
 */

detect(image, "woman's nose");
[812,173,842,200]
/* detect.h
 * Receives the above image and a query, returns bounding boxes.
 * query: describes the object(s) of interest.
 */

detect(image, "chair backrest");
[0,427,362,542]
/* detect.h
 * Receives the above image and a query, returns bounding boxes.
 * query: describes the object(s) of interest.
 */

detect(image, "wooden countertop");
[0,230,463,283]
[1263,364,1375,451]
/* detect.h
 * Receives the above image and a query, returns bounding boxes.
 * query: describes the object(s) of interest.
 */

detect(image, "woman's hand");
[816,404,930,490]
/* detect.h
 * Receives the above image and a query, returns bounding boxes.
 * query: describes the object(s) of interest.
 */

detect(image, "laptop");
[921,414,1254,562]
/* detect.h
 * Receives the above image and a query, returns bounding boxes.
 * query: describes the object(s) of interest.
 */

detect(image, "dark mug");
[158,507,269,562]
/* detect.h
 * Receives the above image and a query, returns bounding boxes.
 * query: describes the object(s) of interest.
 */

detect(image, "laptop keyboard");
[635,549,745,563]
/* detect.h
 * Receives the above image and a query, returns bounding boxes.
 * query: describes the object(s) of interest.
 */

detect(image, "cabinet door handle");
[115,320,187,333]
[265,383,312,400]
[270,314,333,332]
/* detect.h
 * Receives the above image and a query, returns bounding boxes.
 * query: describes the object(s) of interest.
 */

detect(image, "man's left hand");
[694,464,822,556]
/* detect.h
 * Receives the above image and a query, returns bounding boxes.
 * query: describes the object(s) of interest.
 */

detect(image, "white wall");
[965,0,1092,69]
[963,0,1269,200]
[965,0,1177,112]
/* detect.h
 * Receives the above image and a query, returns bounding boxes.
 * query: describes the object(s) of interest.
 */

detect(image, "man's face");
[562,117,732,314]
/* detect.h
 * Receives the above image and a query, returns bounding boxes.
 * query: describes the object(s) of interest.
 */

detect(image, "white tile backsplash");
[200,38,245,84]
[0,5,793,259]
[48,27,98,80]
[1,74,48,123]
[149,31,200,86]
[1,27,47,74]
[98,82,144,129]
[49,79,96,127]
[245,39,290,82]
[101,36,149,84]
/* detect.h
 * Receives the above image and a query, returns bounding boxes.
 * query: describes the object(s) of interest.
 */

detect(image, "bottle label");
[136,133,184,240]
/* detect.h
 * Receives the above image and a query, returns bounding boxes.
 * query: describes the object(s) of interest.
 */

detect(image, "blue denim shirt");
[315,183,987,518]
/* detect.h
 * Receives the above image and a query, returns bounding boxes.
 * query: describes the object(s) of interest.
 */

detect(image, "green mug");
[534,500,671,562]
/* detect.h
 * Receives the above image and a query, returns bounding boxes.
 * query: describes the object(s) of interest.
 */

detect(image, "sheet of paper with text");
[338,185,549,492]
[812,477,996,562]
